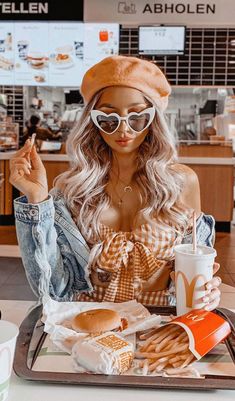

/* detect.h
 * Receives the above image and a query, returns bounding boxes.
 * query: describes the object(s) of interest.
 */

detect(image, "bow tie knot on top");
[95,228,173,302]
[126,240,134,253]
[97,232,153,271]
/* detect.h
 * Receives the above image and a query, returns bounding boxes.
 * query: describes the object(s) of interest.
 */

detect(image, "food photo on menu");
[0,23,14,84]
[48,22,84,86]
[14,22,49,85]
[83,23,119,71]
[50,45,74,69]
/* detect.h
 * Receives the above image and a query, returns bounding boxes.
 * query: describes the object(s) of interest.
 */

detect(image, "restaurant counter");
[0,145,234,229]
[1,151,235,164]
[0,283,235,401]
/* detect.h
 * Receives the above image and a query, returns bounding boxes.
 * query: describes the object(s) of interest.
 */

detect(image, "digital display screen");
[0,22,119,86]
[139,26,186,56]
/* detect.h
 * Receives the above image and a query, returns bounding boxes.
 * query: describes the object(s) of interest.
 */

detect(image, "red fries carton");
[168,309,231,359]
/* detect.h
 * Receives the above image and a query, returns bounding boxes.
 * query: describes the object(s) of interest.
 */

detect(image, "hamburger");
[71,308,128,333]
[72,331,134,375]
[27,52,46,69]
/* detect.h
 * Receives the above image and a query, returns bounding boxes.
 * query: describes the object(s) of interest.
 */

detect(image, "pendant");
[124,186,132,193]
[118,199,123,207]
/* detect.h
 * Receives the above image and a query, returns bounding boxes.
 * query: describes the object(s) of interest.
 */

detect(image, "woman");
[10,56,221,309]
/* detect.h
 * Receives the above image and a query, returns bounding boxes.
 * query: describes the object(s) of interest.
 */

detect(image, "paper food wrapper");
[41,297,161,353]
[166,309,231,360]
[72,331,134,375]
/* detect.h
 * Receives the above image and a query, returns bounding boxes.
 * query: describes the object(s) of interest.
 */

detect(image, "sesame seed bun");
[71,308,123,333]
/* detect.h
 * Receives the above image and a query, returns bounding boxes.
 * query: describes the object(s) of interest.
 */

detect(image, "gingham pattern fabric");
[77,209,193,306]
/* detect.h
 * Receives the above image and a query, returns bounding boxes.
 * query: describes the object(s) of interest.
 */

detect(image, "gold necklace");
[110,180,133,207]
[111,171,133,192]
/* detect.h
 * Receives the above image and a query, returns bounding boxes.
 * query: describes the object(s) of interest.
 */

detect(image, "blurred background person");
[22,114,62,144]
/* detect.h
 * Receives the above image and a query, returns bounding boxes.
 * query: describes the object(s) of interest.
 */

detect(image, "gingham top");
[77,209,193,306]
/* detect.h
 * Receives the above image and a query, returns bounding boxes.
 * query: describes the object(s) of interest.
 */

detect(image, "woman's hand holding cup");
[171,252,221,314]
[202,262,221,311]
[9,138,48,204]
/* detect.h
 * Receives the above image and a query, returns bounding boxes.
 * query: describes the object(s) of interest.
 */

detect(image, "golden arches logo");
[176,271,207,308]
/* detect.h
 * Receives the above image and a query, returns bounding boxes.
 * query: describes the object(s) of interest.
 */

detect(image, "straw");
[192,211,197,252]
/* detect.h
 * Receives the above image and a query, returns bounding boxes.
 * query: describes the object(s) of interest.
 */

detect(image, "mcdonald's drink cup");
[174,244,217,316]
[0,320,19,401]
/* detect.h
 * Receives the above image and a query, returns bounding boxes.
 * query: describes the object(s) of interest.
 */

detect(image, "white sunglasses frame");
[90,106,155,135]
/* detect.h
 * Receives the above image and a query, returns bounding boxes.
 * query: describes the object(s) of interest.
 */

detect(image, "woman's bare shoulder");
[171,163,201,215]
[171,163,196,176]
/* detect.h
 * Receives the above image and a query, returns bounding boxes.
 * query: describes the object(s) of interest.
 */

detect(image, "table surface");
[1,283,235,401]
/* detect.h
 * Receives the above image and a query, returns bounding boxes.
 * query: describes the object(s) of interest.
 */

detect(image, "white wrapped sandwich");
[72,331,134,375]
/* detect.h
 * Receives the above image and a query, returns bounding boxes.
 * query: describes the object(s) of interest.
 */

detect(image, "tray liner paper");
[41,298,162,352]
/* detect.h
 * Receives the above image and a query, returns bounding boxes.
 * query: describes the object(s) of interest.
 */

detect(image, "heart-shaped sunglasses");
[90,106,155,135]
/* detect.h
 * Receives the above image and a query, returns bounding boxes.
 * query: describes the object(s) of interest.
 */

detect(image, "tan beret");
[80,55,171,110]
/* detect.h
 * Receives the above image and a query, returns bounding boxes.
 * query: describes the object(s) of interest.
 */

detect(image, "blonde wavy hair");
[55,89,189,248]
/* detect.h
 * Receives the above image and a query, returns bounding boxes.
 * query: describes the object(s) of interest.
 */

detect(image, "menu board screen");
[84,23,119,72]
[0,22,119,86]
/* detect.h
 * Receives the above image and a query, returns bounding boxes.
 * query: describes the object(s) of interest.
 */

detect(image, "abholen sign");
[84,0,235,27]
[142,3,216,15]
[0,1,83,20]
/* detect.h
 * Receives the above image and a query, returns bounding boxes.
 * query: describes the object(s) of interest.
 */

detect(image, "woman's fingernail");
[203,296,209,303]
[204,305,211,311]
[206,283,212,290]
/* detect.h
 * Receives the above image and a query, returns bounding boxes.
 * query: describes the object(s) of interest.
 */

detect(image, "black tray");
[13,305,235,390]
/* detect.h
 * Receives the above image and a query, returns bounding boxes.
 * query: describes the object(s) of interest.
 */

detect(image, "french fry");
[136,323,197,376]
[145,344,156,352]
[168,355,183,364]
[155,361,168,372]
[27,133,36,168]
[136,343,188,360]
[172,361,184,368]
[164,366,200,377]
[164,335,189,352]
[174,331,188,342]
[162,339,175,351]
[139,328,159,340]
[148,357,169,372]
[181,353,195,368]
[152,325,181,344]
[140,332,164,351]
[155,331,181,352]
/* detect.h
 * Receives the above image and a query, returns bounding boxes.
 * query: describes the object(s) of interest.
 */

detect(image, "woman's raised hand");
[9,139,48,203]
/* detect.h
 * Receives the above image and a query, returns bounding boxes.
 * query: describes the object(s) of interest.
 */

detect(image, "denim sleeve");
[182,213,216,247]
[14,195,79,302]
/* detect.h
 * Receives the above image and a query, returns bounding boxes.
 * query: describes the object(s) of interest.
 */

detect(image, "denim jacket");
[14,188,215,302]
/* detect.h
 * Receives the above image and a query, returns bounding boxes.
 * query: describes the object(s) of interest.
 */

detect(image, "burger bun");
[71,308,123,333]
